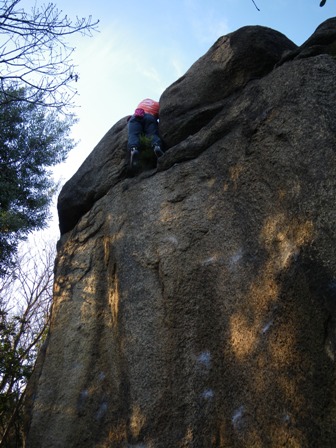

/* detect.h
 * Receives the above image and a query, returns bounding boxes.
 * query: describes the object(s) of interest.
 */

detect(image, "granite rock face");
[25,20,336,448]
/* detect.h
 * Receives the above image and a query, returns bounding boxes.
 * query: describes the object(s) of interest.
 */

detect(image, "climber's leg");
[143,113,163,157]
[127,115,143,150]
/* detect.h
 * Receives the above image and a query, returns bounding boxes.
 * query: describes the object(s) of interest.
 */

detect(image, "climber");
[127,98,164,169]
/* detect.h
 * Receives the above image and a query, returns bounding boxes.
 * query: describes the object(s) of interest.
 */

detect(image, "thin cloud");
[183,0,230,44]
[171,57,186,79]
[191,12,230,44]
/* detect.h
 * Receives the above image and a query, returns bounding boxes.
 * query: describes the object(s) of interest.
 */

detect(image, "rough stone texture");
[159,25,297,150]
[25,20,336,448]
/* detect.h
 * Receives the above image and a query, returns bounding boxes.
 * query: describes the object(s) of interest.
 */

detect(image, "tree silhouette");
[0,0,99,110]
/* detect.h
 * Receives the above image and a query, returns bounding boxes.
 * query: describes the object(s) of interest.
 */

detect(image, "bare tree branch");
[251,0,325,10]
[0,0,99,110]
[251,0,260,11]
[0,237,55,446]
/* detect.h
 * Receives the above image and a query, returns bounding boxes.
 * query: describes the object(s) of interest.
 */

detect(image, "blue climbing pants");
[127,113,161,150]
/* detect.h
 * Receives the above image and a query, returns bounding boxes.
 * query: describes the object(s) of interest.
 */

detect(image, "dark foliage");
[0,86,76,275]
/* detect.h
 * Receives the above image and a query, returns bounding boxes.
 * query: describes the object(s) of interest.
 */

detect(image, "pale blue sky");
[40,0,334,233]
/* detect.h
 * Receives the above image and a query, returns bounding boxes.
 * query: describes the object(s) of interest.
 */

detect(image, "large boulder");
[25,21,336,448]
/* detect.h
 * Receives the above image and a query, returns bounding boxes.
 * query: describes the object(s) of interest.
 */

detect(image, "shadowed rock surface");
[25,20,336,448]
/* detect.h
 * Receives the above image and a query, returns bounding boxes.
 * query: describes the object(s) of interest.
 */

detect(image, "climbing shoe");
[153,145,164,158]
[130,147,140,169]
